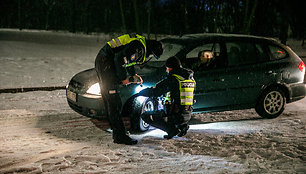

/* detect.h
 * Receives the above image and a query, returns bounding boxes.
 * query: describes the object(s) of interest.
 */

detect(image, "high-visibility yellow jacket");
[138,68,196,107]
[107,34,147,67]
[171,74,196,106]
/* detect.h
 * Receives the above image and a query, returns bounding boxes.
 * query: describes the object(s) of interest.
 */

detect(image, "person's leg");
[102,89,138,145]
[141,111,178,139]
[95,53,137,145]
[171,111,191,137]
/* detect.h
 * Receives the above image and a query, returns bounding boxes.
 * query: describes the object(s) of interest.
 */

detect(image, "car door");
[222,41,272,106]
[194,68,229,110]
[184,42,230,111]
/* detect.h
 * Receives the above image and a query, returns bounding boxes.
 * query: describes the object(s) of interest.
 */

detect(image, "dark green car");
[66,33,306,132]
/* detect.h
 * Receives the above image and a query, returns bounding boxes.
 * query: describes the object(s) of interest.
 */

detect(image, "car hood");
[69,68,99,92]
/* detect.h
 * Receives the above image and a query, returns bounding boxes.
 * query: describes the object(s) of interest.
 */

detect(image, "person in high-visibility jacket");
[95,33,163,145]
[137,56,196,139]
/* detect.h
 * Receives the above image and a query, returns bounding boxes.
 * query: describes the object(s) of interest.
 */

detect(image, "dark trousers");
[141,109,192,135]
[141,110,178,134]
[95,46,126,137]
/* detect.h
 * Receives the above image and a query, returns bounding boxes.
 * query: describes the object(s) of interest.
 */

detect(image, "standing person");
[95,33,163,145]
[137,56,196,139]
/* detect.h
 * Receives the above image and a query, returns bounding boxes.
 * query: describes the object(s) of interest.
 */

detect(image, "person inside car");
[95,33,163,145]
[136,56,196,139]
[191,50,215,71]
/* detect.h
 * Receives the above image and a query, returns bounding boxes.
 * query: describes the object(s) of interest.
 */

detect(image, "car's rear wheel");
[255,87,286,119]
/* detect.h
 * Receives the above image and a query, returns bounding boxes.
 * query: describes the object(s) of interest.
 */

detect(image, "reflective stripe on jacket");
[172,74,196,106]
[107,34,147,66]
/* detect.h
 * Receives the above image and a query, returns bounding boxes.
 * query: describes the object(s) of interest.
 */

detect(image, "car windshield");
[151,42,184,62]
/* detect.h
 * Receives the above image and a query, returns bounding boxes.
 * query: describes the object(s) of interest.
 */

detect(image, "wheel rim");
[263,91,284,115]
[141,100,154,128]
[141,118,150,128]
[144,100,154,112]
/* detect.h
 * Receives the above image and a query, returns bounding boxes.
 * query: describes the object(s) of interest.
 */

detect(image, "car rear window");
[268,44,288,60]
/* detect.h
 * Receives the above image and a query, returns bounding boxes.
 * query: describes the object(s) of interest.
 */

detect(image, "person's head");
[146,39,164,59]
[165,56,181,73]
[199,51,214,64]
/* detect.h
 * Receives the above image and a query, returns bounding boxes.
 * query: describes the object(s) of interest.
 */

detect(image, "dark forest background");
[0,0,305,44]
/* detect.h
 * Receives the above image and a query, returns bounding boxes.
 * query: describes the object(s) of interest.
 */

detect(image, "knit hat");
[165,56,181,69]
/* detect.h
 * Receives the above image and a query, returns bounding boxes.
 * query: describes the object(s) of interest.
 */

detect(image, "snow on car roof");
[162,33,276,42]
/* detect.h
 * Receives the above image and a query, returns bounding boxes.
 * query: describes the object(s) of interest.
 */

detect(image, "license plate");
[67,90,77,102]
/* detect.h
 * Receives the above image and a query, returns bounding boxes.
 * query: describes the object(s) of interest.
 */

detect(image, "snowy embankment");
[0,29,305,173]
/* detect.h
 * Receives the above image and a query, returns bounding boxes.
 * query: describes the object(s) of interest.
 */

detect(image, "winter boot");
[177,124,189,137]
[163,128,179,139]
[113,133,138,145]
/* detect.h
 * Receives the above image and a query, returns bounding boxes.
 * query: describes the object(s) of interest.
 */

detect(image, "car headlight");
[86,83,101,95]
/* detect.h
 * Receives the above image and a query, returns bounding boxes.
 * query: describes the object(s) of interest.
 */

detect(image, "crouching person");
[137,56,196,139]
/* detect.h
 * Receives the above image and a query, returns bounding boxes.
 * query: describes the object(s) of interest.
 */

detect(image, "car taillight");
[298,61,305,73]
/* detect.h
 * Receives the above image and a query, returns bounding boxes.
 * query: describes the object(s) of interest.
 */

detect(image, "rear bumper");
[288,82,306,103]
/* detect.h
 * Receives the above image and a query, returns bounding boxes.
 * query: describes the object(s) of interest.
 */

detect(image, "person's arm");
[114,49,128,81]
[126,66,136,76]
[114,40,144,82]
[138,76,174,97]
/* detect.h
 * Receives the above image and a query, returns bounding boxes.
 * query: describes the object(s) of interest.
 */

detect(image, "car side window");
[226,42,266,66]
[255,44,269,62]
[186,43,222,71]
[152,43,183,62]
[186,43,219,59]
[268,44,288,60]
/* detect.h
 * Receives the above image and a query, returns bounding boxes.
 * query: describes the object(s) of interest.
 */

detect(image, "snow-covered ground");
[0,29,305,173]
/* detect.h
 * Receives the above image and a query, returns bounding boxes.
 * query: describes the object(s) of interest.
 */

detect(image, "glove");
[122,74,143,85]
[133,74,143,85]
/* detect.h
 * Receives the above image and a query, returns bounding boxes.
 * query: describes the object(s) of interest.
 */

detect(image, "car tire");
[126,96,155,132]
[255,87,286,119]
[138,98,154,131]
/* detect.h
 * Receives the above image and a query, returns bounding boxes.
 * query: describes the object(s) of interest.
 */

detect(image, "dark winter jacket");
[138,67,195,113]
[96,40,145,82]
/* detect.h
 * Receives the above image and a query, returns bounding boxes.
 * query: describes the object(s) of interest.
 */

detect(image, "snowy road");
[0,90,305,173]
[0,30,305,173]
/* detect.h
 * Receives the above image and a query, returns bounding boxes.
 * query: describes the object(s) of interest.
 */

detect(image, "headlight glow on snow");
[189,122,258,134]
[86,83,101,95]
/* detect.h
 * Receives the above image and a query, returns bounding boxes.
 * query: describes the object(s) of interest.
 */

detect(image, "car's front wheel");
[126,96,157,132]
[255,87,286,119]
[138,98,154,131]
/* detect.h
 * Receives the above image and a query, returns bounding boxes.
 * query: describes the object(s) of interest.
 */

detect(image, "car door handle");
[265,71,277,75]
[213,78,225,82]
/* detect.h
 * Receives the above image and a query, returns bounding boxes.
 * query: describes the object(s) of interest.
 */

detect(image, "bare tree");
[18,0,22,30]
[243,0,258,34]
[279,0,290,45]
[119,0,127,33]
[132,0,140,33]
[70,0,76,33]
[43,0,56,30]
[147,0,151,39]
